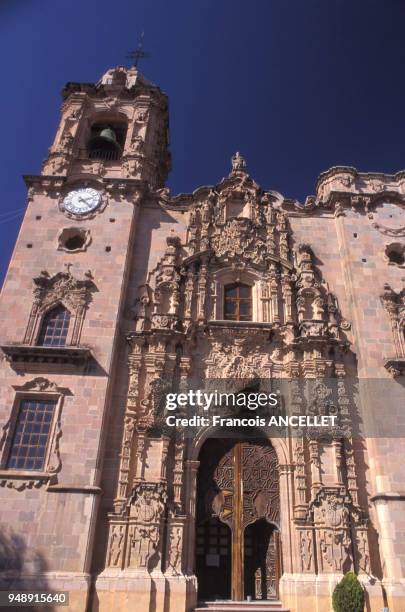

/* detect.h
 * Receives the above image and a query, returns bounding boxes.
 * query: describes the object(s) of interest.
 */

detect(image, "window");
[385,243,405,266]
[224,283,252,321]
[6,398,57,471]
[37,305,70,347]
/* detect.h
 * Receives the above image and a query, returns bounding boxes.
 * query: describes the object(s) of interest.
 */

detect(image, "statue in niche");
[231,151,247,173]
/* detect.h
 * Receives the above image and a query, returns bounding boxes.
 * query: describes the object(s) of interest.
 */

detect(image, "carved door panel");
[196,438,280,601]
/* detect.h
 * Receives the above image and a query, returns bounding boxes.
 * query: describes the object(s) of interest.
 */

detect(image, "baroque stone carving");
[165,522,184,575]
[211,217,268,266]
[23,269,96,346]
[103,153,364,592]
[231,151,247,174]
[205,330,272,379]
[372,221,405,237]
[380,284,405,374]
[106,523,126,568]
[126,482,168,571]
[309,487,356,574]
[299,529,314,572]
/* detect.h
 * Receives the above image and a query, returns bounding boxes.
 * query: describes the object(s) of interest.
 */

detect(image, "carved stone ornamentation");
[309,487,355,574]
[204,329,272,379]
[126,482,168,572]
[298,529,314,572]
[23,269,96,346]
[165,520,184,575]
[380,284,405,369]
[356,527,371,575]
[211,217,268,266]
[106,522,127,569]
[231,151,247,174]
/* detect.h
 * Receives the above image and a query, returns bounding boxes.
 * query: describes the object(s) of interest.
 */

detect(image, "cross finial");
[127,32,150,68]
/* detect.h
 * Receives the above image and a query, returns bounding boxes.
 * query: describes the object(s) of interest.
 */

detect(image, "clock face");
[63,188,101,216]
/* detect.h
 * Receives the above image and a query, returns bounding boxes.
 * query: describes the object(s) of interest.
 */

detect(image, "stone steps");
[195,601,289,612]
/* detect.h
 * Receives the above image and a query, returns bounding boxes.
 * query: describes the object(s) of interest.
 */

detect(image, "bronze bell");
[98,127,118,144]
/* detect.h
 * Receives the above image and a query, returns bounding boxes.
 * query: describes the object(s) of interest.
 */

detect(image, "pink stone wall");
[0,192,138,574]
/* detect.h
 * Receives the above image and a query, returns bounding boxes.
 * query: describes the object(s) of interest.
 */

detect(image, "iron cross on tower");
[127,32,150,68]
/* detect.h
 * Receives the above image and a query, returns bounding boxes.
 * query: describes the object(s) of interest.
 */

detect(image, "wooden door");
[196,438,280,601]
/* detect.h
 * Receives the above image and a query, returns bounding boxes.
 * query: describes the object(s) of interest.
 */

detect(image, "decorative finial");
[231,151,247,174]
[127,32,150,68]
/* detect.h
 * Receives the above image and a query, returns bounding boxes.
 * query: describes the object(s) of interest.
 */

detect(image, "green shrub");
[332,571,365,612]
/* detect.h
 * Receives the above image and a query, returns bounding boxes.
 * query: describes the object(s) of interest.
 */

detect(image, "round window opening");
[58,227,91,253]
[385,243,405,267]
[65,234,86,250]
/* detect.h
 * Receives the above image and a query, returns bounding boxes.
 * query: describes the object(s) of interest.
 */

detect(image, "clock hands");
[77,195,93,208]
[63,189,100,215]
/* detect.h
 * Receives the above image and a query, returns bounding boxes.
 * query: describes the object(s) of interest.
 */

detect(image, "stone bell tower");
[42,65,171,186]
[0,65,170,611]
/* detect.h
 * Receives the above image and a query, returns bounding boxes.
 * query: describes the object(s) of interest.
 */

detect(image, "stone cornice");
[1,344,92,372]
[316,165,405,191]
[371,492,405,502]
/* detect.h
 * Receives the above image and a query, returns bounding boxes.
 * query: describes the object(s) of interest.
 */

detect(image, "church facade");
[0,65,404,612]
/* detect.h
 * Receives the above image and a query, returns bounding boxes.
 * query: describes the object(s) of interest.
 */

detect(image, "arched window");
[224,283,252,321]
[87,123,126,161]
[37,305,71,347]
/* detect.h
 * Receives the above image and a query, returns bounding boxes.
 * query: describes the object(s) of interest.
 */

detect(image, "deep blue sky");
[1,0,405,282]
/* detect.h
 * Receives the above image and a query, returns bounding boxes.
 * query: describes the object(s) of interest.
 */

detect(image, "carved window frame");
[0,378,69,490]
[23,271,95,347]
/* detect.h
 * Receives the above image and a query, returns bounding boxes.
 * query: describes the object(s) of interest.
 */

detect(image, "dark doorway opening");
[196,517,231,601]
[244,519,278,600]
[195,436,281,602]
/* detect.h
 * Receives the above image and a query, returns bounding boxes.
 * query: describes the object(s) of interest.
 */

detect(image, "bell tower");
[42,65,171,187]
[0,64,171,611]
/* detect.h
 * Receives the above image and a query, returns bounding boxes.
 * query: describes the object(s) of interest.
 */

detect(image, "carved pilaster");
[355,525,371,575]
[173,434,185,511]
[183,459,200,574]
[106,519,127,569]
[164,516,186,576]
[297,528,316,573]
[184,267,195,320]
[197,258,208,321]
[281,274,294,324]
[309,440,322,497]
[258,279,268,323]
[344,438,359,507]
[269,271,280,324]
[333,439,344,485]
[114,415,136,513]
[294,438,307,520]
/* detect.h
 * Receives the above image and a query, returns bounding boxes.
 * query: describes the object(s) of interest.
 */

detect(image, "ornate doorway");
[196,437,281,602]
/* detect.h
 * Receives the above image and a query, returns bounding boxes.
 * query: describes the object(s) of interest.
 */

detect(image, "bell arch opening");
[87,120,127,161]
[195,436,281,603]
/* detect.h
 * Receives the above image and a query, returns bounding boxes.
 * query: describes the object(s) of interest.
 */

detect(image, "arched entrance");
[195,437,281,602]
